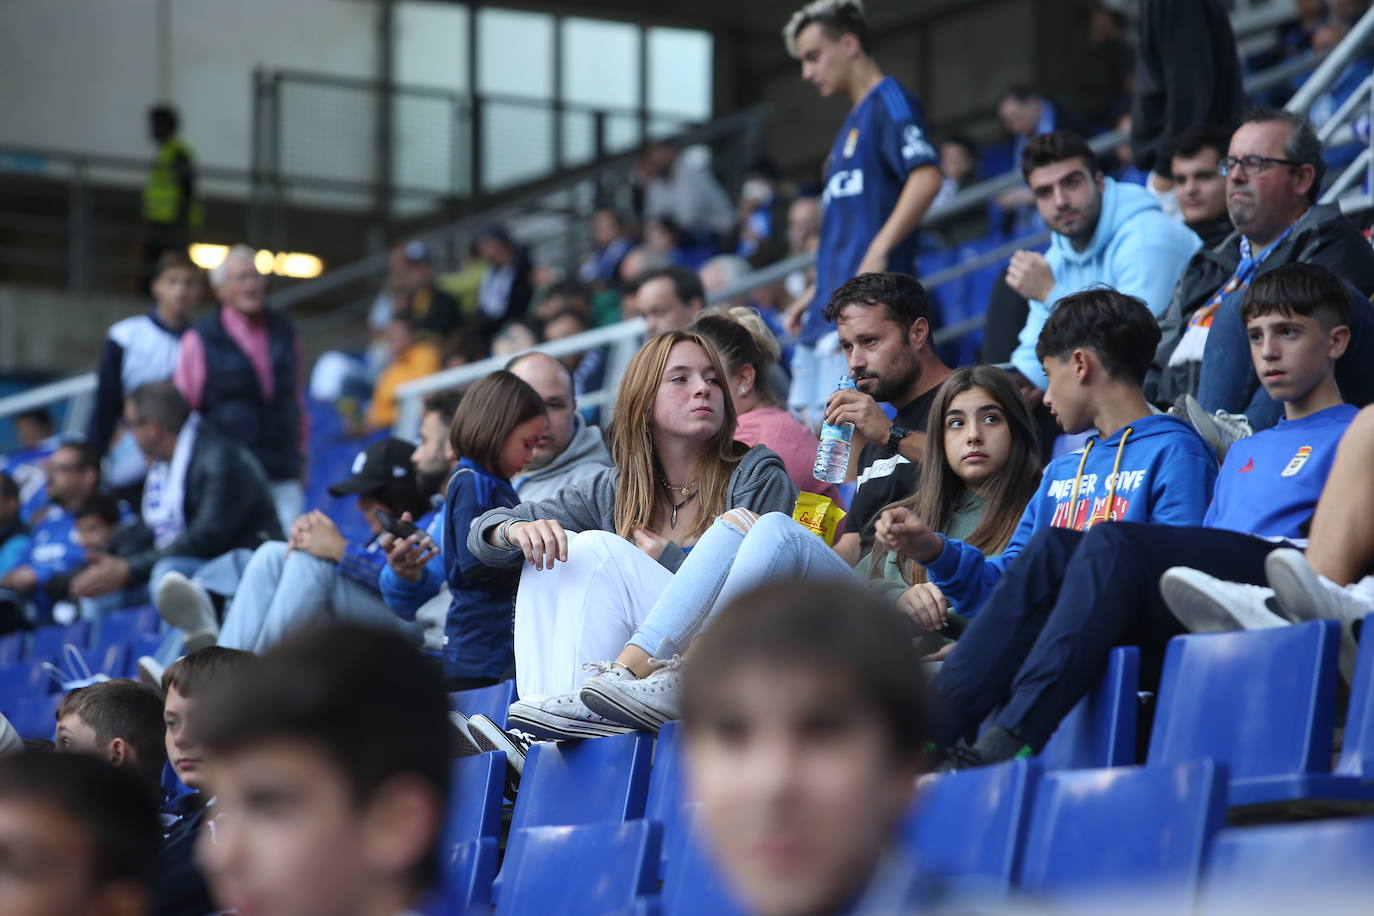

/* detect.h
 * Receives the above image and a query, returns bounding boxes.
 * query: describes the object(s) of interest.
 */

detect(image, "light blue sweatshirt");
[924,414,1217,617]
[1011,177,1202,390]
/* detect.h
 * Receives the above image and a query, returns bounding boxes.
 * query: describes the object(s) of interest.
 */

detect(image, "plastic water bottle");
[813,376,857,484]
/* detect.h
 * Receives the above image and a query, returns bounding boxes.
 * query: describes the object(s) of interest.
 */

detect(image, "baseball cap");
[327,437,416,497]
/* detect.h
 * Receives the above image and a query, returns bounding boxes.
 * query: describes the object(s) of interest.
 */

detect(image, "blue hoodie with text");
[1010,177,1202,390]
[924,414,1217,616]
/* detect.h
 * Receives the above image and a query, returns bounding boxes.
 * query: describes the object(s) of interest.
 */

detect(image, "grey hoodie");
[467,444,798,573]
[514,415,613,502]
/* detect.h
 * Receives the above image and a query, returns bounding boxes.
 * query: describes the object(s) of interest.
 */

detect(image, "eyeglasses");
[1218,155,1301,177]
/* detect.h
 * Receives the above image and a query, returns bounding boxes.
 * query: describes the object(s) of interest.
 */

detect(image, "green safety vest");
[143,136,203,231]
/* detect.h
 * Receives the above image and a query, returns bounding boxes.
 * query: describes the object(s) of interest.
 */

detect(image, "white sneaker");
[580,657,683,734]
[448,710,483,758]
[154,572,218,651]
[1183,394,1253,462]
[1160,567,1288,633]
[466,713,536,799]
[1266,548,1371,683]
[506,691,633,741]
[136,656,165,694]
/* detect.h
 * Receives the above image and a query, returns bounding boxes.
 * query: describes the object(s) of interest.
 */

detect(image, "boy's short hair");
[0,751,160,890]
[155,250,201,280]
[75,492,122,527]
[682,581,931,760]
[57,679,166,787]
[822,272,933,336]
[1021,130,1100,182]
[162,646,256,699]
[1240,262,1351,329]
[195,623,451,887]
[783,0,870,57]
[1035,286,1161,385]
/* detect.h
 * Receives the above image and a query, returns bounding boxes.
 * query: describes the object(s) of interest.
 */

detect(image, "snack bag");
[793,492,846,546]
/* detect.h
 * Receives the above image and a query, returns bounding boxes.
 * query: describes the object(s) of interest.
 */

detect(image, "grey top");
[514,415,613,503]
[467,444,798,573]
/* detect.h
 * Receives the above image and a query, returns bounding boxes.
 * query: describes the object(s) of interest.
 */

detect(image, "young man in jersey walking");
[781,0,943,425]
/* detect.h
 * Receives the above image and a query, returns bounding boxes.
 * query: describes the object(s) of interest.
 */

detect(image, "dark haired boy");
[1004,130,1201,401]
[884,263,1355,769]
[0,752,160,916]
[46,493,154,618]
[779,0,943,428]
[821,272,952,562]
[159,646,255,916]
[55,679,167,797]
[683,580,935,914]
[193,624,450,916]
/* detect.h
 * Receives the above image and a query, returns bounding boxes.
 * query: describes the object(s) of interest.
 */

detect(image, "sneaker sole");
[1268,549,1362,684]
[466,714,526,799]
[155,574,218,638]
[448,713,484,758]
[136,657,164,694]
[1160,569,1251,633]
[506,704,632,741]
[579,682,670,734]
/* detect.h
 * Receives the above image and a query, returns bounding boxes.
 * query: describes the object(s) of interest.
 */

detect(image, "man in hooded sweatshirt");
[1004,131,1201,402]
[507,352,613,501]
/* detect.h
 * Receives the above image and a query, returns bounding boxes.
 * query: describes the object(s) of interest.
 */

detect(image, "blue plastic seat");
[495,732,654,902]
[442,836,498,916]
[658,805,747,916]
[496,821,661,916]
[442,752,505,847]
[1199,816,1374,912]
[90,607,159,652]
[1039,646,1139,769]
[450,680,516,729]
[644,720,687,879]
[77,643,130,681]
[0,632,21,667]
[0,658,56,703]
[1017,759,1226,911]
[902,757,1039,892]
[27,621,89,660]
[4,692,62,740]
[1148,621,1345,806]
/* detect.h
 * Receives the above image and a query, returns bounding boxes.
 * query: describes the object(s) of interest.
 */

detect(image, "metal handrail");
[1286,9,1374,114]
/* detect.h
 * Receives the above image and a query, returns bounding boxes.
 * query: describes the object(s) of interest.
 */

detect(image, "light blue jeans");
[628,511,857,659]
[216,541,415,653]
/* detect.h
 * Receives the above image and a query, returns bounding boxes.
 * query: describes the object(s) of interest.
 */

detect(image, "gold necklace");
[659,476,698,527]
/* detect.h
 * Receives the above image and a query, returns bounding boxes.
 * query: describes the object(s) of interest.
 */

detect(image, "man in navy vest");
[174,244,305,531]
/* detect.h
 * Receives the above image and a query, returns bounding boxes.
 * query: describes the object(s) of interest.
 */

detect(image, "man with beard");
[820,272,951,563]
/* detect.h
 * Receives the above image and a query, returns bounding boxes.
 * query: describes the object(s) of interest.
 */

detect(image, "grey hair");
[209,244,259,286]
[699,254,752,291]
[1240,107,1326,202]
[782,0,866,58]
[127,381,190,433]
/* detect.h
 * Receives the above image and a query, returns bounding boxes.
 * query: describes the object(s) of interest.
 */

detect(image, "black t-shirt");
[849,386,939,550]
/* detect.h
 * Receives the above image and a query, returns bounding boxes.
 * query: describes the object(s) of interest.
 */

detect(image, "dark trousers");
[932,522,1282,749]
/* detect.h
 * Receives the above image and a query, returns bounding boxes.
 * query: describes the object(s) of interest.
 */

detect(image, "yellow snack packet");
[793,492,847,546]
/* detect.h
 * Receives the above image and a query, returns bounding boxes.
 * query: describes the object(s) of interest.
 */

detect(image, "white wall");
[0,0,380,180]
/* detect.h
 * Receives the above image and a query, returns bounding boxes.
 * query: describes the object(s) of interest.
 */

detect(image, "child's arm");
[924,499,1040,617]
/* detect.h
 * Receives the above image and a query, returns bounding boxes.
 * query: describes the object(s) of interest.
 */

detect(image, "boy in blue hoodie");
[883,263,1353,768]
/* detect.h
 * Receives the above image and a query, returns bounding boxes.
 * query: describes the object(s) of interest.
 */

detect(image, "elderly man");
[174,244,306,530]
[507,352,612,500]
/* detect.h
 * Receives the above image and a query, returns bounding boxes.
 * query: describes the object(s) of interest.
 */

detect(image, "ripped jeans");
[513,511,856,698]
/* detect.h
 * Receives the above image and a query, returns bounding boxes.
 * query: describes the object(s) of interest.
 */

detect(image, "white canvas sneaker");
[1160,567,1288,633]
[580,656,683,734]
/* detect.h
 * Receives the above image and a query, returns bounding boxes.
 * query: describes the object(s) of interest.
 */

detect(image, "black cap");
[327,437,416,497]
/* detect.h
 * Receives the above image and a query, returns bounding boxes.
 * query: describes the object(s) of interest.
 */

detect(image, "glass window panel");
[477,8,552,98]
[561,17,639,112]
[394,1,468,90]
[646,27,712,120]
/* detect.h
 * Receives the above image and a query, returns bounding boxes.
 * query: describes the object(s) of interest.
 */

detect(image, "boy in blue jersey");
[885,263,1355,769]
[780,0,944,423]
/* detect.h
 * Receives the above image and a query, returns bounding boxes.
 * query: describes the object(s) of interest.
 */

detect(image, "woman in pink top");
[690,307,845,508]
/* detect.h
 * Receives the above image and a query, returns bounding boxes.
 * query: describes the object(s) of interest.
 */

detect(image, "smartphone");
[373,509,423,540]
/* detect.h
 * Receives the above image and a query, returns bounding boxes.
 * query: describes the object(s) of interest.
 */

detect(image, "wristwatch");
[887,423,911,452]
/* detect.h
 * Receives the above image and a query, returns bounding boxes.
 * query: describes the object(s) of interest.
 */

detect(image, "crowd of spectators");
[2,1,1374,914]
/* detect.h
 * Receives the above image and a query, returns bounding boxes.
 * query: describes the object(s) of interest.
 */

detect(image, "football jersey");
[806,77,938,344]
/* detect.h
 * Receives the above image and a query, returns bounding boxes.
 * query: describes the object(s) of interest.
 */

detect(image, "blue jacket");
[380,504,445,620]
[925,414,1217,616]
[1011,178,1202,389]
[441,460,521,682]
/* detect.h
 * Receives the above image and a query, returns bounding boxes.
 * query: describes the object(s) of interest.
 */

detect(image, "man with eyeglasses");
[1149,108,1374,450]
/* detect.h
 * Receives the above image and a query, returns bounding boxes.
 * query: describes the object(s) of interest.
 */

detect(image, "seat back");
[4,692,62,740]
[443,752,505,846]
[1148,622,1338,781]
[1200,816,1374,912]
[660,806,747,916]
[450,680,516,729]
[1336,613,1374,778]
[1039,646,1138,769]
[1017,759,1226,910]
[91,607,159,652]
[645,720,687,880]
[442,836,498,916]
[0,632,22,667]
[0,659,54,704]
[902,757,1039,891]
[496,821,661,916]
[510,732,654,833]
[27,621,89,660]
